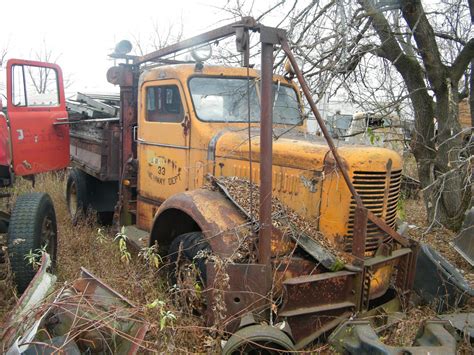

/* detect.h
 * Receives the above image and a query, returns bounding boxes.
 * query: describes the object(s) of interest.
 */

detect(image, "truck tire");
[168,231,211,286]
[67,168,89,225]
[7,192,58,293]
[168,232,211,314]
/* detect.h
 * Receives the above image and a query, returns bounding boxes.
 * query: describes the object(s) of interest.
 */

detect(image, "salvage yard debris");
[405,200,474,288]
[1,255,148,354]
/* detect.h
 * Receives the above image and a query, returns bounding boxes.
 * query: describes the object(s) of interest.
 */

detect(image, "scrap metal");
[1,258,148,354]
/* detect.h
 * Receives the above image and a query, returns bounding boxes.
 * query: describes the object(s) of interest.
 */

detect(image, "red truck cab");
[0,59,69,185]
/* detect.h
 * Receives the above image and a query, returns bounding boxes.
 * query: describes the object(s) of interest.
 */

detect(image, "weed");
[139,244,162,269]
[96,227,107,244]
[146,299,177,330]
[24,245,47,270]
[114,226,131,264]
[397,194,407,220]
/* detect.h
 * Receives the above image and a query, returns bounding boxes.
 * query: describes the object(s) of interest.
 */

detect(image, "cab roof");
[139,64,293,87]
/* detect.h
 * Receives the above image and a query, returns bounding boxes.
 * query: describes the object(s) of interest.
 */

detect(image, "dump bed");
[70,121,120,181]
[67,93,121,181]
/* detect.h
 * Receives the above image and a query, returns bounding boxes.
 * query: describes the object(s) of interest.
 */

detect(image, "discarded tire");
[7,192,58,293]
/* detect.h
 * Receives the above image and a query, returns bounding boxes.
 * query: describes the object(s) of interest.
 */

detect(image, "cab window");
[146,85,184,122]
[11,64,59,107]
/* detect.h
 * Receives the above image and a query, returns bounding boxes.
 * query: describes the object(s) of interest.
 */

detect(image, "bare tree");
[0,47,7,69]
[221,0,473,231]
[131,18,184,56]
[27,39,60,94]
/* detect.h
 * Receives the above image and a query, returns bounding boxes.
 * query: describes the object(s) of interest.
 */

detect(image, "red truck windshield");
[189,77,302,125]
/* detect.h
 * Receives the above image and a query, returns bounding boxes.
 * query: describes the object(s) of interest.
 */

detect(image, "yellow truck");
[63,18,442,353]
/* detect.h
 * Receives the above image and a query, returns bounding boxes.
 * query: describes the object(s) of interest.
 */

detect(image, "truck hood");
[212,128,402,172]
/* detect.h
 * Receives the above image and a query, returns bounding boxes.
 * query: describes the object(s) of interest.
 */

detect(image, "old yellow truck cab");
[135,64,402,258]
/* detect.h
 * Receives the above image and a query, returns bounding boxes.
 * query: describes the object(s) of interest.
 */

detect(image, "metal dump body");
[70,120,121,181]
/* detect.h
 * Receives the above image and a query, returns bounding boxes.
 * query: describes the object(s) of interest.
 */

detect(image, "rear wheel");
[168,232,211,314]
[7,192,58,293]
[66,168,89,225]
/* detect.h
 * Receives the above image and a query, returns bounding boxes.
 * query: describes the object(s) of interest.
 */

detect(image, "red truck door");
[6,59,69,176]
[0,102,10,168]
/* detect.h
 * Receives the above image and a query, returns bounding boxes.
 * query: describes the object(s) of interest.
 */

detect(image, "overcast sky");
[1,0,273,95]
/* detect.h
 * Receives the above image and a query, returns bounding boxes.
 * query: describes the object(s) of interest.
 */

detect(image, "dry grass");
[1,172,473,353]
[0,172,207,353]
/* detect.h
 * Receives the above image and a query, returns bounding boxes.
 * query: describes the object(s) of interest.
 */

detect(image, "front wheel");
[168,232,211,314]
[7,192,58,293]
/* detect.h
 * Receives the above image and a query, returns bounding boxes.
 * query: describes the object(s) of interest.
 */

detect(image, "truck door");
[6,59,69,176]
[136,79,190,230]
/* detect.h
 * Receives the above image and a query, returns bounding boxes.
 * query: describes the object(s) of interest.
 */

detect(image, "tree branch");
[434,31,467,46]
[401,0,447,93]
[450,38,474,83]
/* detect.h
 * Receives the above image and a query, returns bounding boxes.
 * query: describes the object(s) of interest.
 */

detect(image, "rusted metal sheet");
[286,309,354,349]
[1,254,57,348]
[205,262,271,333]
[278,271,357,347]
[150,189,251,257]
[2,261,148,355]
[329,320,457,355]
[286,228,341,270]
[352,206,368,263]
[272,256,323,296]
[280,271,356,314]
[70,123,121,181]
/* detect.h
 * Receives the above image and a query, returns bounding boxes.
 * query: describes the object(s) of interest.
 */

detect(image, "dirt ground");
[0,172,472,353]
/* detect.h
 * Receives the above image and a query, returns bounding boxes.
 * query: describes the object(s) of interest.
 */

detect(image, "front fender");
[150,188,251,258]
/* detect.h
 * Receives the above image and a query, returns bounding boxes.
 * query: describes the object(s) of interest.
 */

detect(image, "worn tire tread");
[7,192,57,293]
[67,168,89,225]
[169,232,211,285]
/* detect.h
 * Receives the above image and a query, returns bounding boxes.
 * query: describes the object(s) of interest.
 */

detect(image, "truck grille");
[344,170,402,254]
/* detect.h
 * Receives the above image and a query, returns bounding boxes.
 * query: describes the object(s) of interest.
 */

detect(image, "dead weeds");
[1,172,473,353]
[0,172,207,353]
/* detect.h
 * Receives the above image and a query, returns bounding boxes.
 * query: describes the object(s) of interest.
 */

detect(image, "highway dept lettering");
[147,155,181,185]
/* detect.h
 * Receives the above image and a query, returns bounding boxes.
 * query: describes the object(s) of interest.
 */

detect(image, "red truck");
[0,59,69,292]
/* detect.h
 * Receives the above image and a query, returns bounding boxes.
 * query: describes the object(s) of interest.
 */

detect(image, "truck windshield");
[189,77,302,125]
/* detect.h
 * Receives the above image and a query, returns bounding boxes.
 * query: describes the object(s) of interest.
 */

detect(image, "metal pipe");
[134,17,257,65]
[280,39,363,208]
[258,41,274,265]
